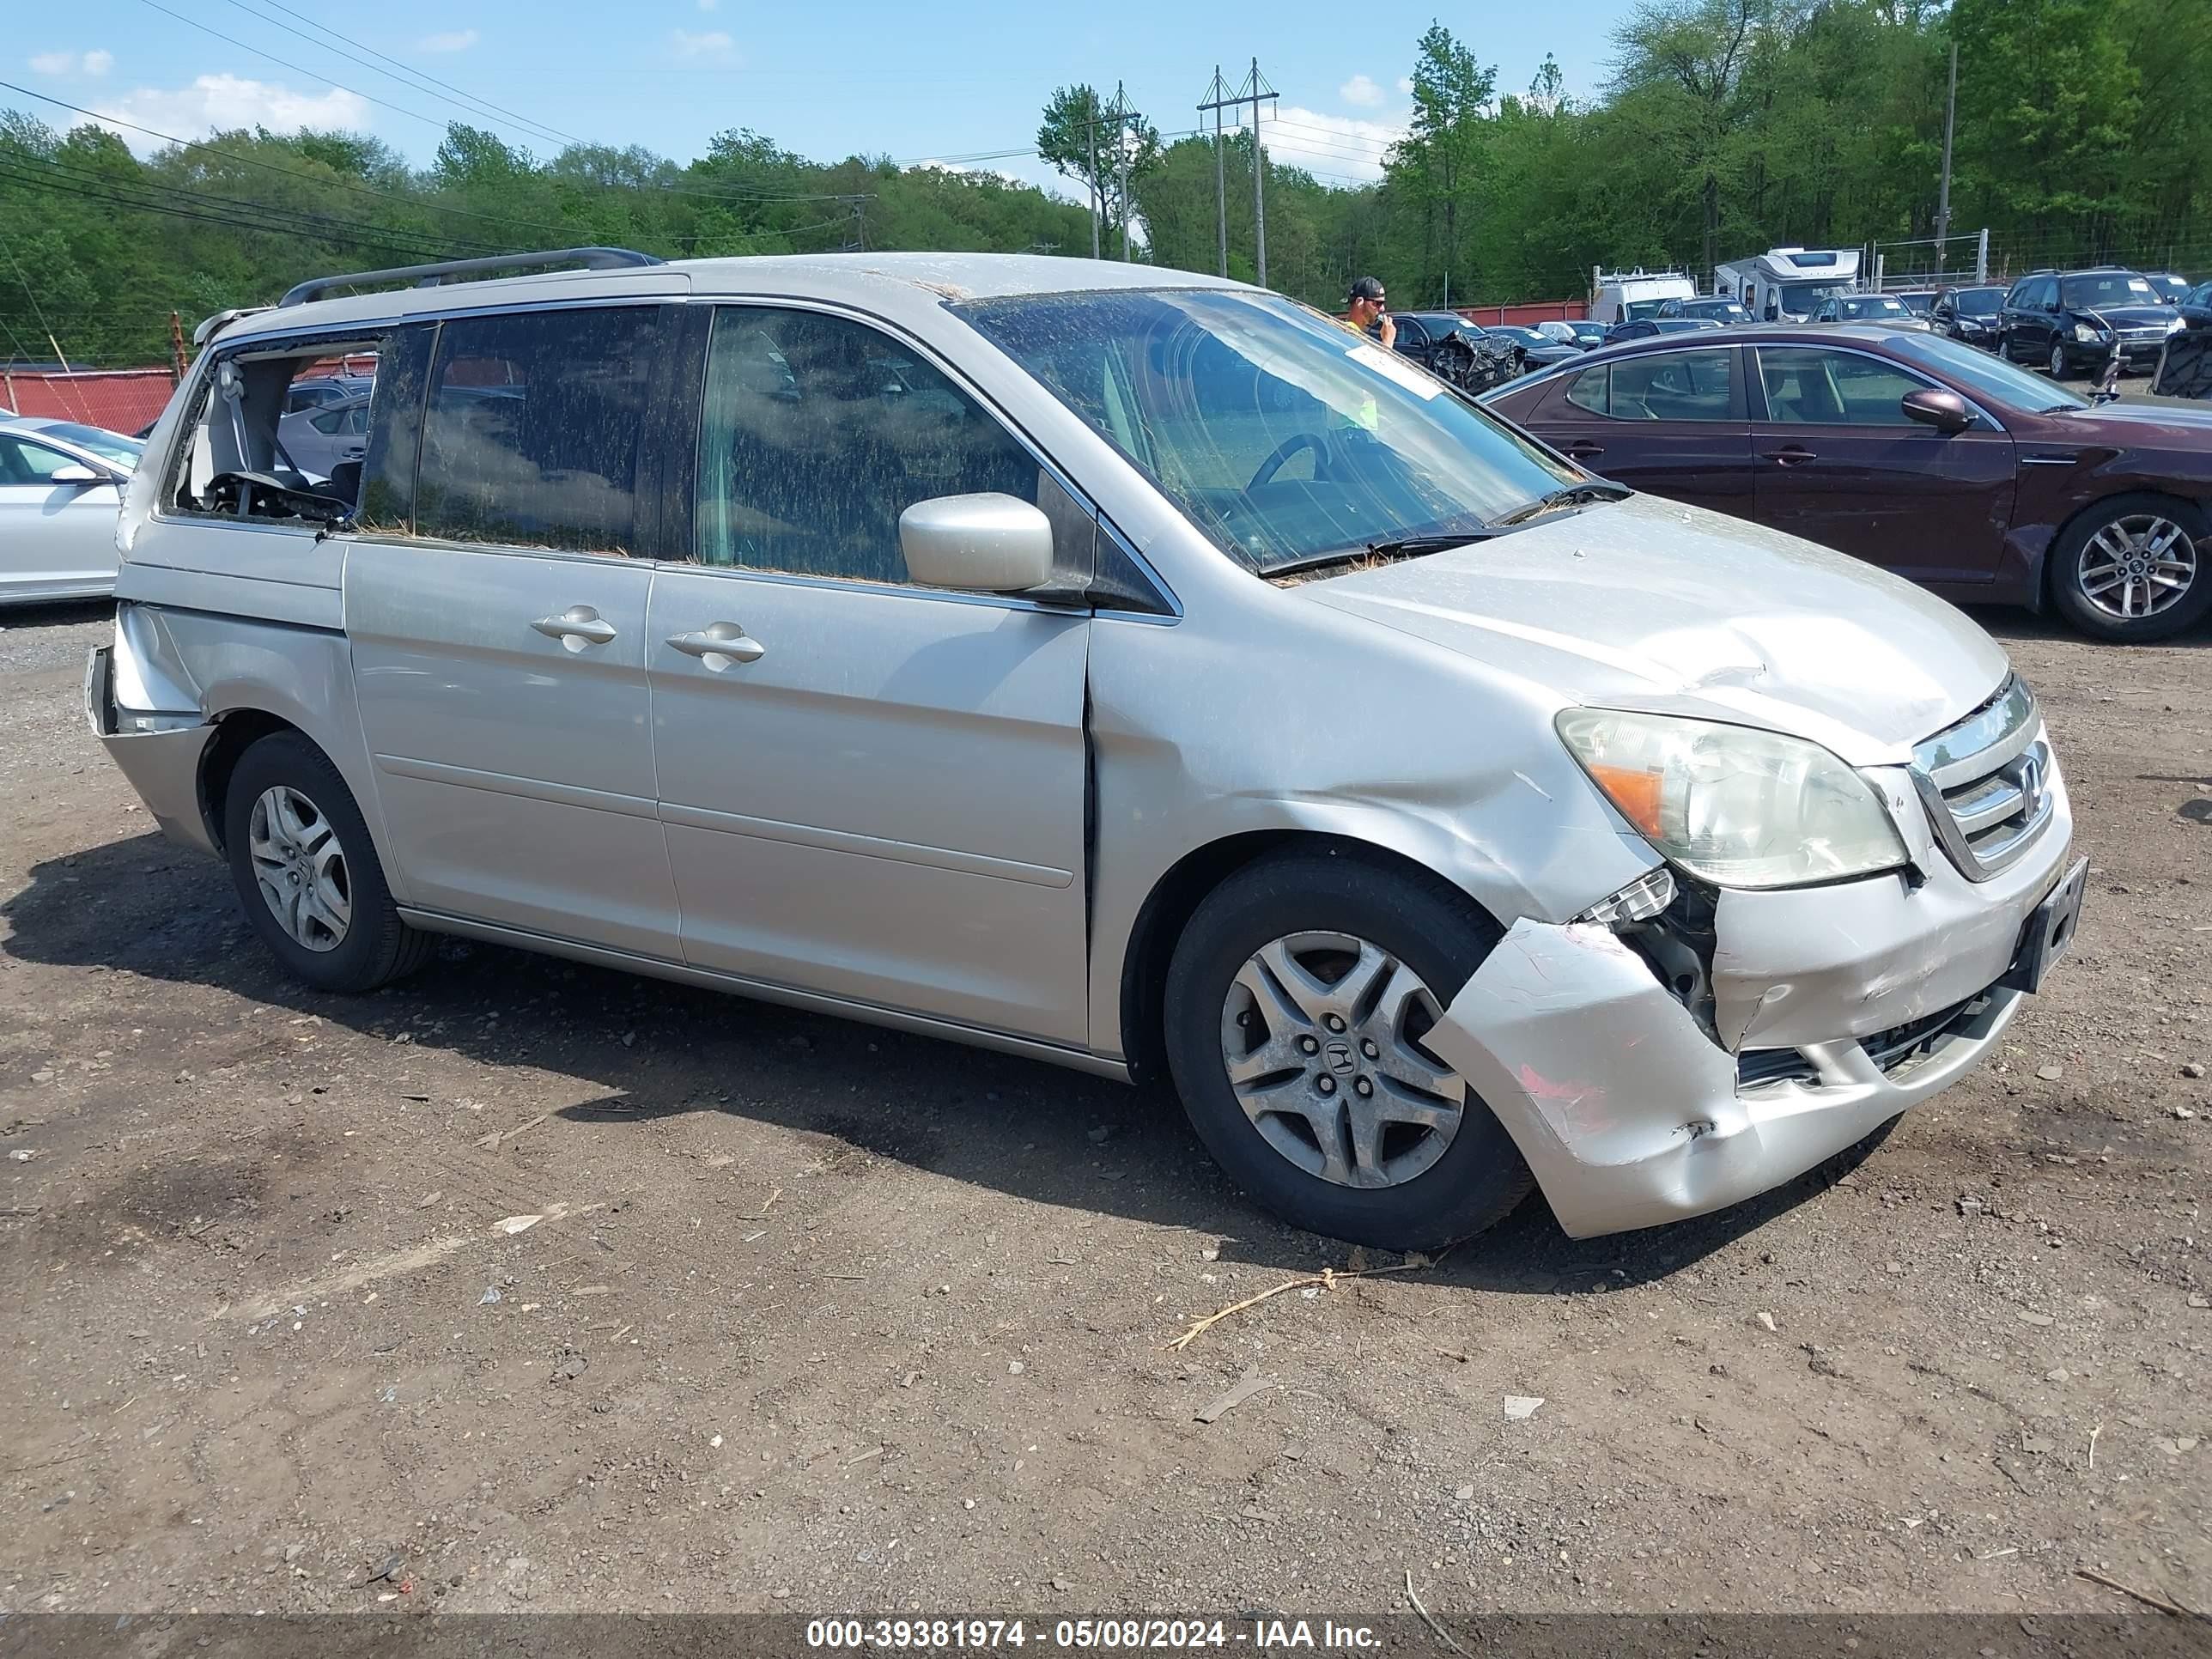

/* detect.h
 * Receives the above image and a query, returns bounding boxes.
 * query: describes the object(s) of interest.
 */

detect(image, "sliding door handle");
[667,624,766,666]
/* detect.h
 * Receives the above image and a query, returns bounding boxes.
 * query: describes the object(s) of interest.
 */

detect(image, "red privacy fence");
[2,368,179,434]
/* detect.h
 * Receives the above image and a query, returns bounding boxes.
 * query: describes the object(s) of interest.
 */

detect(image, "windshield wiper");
[1267,531,1495,579]
[1488,480,1632,528]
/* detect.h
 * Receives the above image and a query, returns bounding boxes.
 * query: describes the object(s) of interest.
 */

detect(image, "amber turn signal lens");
[1588,763,1665,838]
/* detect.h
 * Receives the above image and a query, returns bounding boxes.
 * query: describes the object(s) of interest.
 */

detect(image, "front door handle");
[1762,446,1818,467]
[531,606,617,650]
[667,623,766,667]
[1565,440,1606,459]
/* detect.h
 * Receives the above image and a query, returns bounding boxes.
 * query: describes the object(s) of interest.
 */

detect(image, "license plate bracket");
[2001,857,2088,995]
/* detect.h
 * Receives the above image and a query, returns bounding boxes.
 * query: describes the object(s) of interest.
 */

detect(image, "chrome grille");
[1910,676,2055,882]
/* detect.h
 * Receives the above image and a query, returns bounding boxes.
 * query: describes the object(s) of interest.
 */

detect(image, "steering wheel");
[1249,431,1330,491]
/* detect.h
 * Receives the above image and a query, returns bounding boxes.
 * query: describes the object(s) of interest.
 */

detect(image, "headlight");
[2167,314,2187,334]
[1556,709,1907,890]
[2072,322,2104,343]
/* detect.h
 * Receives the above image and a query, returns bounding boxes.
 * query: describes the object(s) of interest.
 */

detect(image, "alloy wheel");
[2075,514,2199,622]
[2048,341,2067,377]
[247,785,352,951]
[1218,931,1465,1189]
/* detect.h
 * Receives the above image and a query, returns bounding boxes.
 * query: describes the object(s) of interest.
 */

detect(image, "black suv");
[1999,267,2182,376]
[1929,284,2006,348]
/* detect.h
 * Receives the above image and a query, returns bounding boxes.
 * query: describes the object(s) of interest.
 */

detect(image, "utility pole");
[1935,38,1957,277]
[1087,101,1101,260]
[1196,60,1277,286]
[1202,66,1229,276]
[1113,82,1132,261]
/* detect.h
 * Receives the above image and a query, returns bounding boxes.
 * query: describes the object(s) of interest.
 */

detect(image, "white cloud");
[1265,104,1404,184]
[697,0,720,9]
[82,49,114,76]
[1396,76,1414,94]
[93,75,371,154]
[671,28,734,58]
[1339,73,1384,108]
[416,29,478,52]
[29,50,79,76]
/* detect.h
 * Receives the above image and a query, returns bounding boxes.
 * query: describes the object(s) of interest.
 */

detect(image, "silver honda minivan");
[89,250,2087,1248]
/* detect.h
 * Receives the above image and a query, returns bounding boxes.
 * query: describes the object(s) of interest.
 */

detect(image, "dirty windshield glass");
[2059,273,2156,309]
[957,289,1577,573]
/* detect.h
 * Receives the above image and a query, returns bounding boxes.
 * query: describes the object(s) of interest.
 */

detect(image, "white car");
[0,416,141,607]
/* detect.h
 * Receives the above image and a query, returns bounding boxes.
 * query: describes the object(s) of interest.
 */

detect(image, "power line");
[216,0,587,151]
[130,0,483,138]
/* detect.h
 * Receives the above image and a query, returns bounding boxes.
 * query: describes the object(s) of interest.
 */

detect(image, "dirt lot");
[1,599,2206,1621]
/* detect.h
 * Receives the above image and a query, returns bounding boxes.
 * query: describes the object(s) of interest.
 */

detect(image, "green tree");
[1036,84,1160,255]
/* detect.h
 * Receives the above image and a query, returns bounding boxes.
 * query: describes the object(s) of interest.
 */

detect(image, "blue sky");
[17,0,1639,198]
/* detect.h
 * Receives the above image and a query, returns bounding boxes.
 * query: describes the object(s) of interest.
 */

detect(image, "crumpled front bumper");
[1422,781,2074,1239]
[86,642,218,856]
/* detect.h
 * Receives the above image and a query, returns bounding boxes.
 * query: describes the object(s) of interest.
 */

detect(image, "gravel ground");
[0,597,2205,1620]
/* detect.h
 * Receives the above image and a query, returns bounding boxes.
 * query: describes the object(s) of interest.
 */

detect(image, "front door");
[0,434,123,601]
[345,305,682,957]
[648,303,1091,1044]
[1749,344,2016,586]
[1531,344,1755,518]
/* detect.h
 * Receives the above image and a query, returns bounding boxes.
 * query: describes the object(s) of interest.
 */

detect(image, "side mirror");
[50,464,105,485]
[899,493,1055,593]
[1901,387,1972,434]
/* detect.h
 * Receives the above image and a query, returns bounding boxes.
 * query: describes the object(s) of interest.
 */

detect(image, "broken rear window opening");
[956,289,1580,576]
[169,337,388,529]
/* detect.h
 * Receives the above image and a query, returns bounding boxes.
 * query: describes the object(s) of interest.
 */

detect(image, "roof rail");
[277,246,664,309]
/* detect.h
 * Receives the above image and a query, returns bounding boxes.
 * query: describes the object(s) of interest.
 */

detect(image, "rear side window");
[1565,349,1733,420]
[1565,365,1607,415]
[413,307,662,555]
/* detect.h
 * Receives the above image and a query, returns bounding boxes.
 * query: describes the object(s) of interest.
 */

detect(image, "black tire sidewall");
[223,733,407,994]
[2049,493,2212,643]
[1162,854,1534,1251]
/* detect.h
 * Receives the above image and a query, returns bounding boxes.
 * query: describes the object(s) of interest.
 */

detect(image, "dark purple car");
[1481,323,2212,642]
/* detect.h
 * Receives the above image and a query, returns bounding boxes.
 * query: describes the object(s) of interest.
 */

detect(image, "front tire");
[2049,494,2211,643]
[222,731,430,993]
[2048,339,2069,378]
[1162,852,1534,1250]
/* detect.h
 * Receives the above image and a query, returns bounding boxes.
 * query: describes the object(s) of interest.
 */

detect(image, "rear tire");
[222,731,430,994]
[2049,494,2211,643]
[1162,852,1534,1250]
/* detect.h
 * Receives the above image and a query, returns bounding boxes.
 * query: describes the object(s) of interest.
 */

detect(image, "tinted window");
[695,306,1041,583]
[1758,348,1929,425]
[1565,364,1608,415]
[414,307,661,554]
[1569,349,1733,420]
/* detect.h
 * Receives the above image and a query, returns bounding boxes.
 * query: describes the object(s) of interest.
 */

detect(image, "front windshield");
[1491,326,1547,346]
[2060,273,2155,309]
[31,421,143,469]
[1897,293,1934,313]
[1622,299,1671,320]
[1839,296,1908,319]
[1887,330,2088,413]
[1779,282,1846,313]
[958,288,1579,574]
[1688,301,1747,320]
[1953,288,2002,316]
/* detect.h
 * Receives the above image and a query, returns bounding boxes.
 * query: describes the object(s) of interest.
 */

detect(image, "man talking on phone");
[1346,276,1396,349]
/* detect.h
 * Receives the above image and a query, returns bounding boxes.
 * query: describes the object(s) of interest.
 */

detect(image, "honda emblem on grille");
[2016,752,2044,821]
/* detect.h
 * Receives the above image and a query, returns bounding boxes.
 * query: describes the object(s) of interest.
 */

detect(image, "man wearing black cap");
[1346,276,1396,350]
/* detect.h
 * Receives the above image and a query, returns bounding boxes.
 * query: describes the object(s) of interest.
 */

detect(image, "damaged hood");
[1301,492,2011,765]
